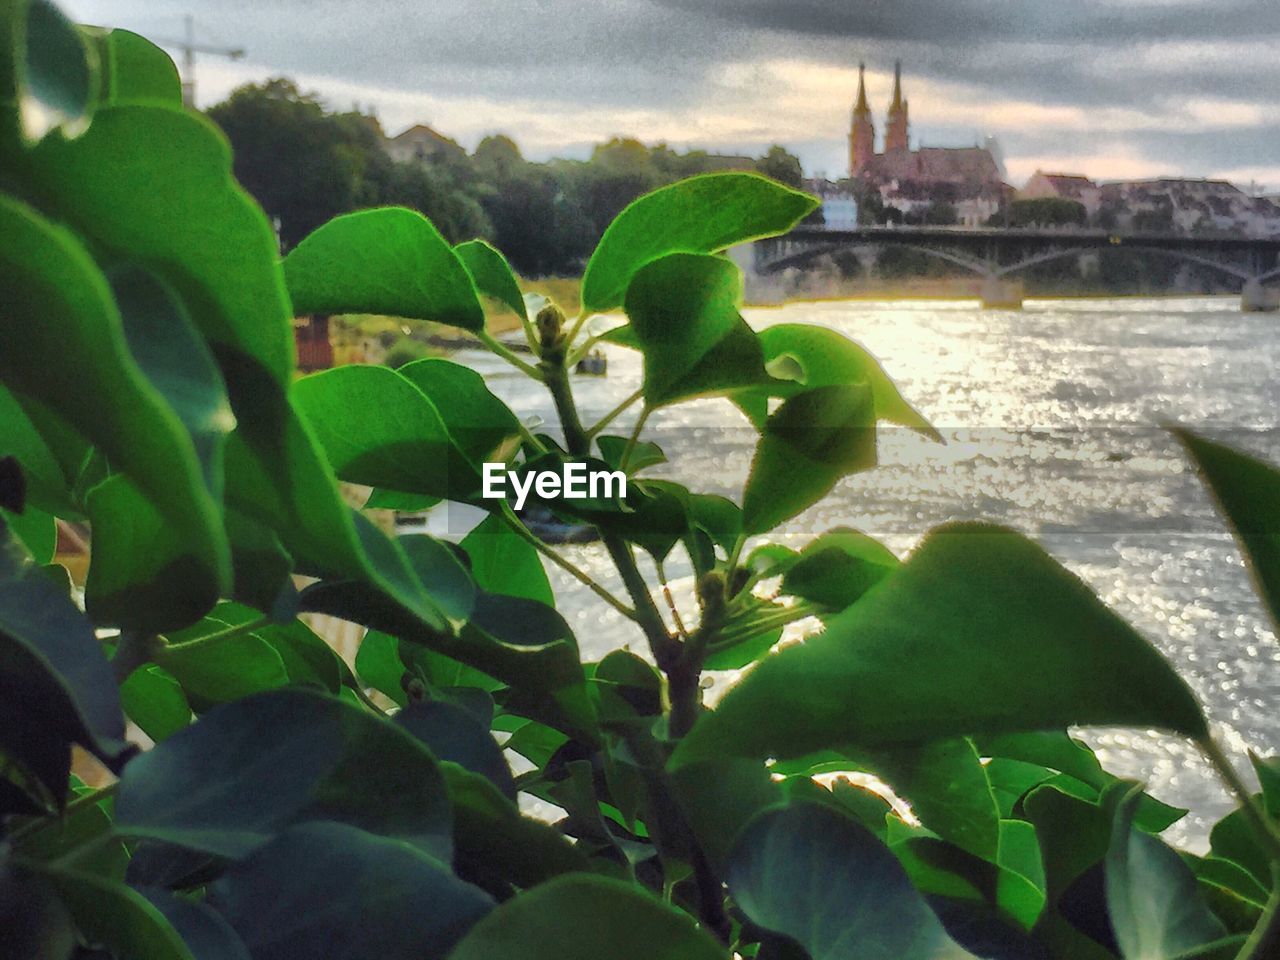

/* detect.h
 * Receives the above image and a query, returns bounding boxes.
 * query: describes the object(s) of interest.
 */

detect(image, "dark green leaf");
[0,384,73,515]
[727,801,976,960]
[114,688,452,860]
[7,0,96,143]
[742,383,877,534]
[623,253,773,407]
[396,699,516,800]
[596,436,667,474]
[397,357,521,466]
[1175,430,1280,630]
[675,524,1206,768]
[1251,752,1280,818]
[119,665,191,742]
[42,864,196,960]
[3,503,55,563]
[1209,802,1274,891]
[284,207,485,330]
[138,889,251,960]
[293,364,475,498]
[456,238,528,323]
[1106,786,1227,959]
[781,527,898,609]
[461,513,554,605]
[448,875,726,960]
[581,173,817,314]
[0,194,230,596]
[153,626,289,705]
[210,822,492,960]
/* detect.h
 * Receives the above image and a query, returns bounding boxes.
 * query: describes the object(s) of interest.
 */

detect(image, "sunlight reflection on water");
[456,296,1280,851]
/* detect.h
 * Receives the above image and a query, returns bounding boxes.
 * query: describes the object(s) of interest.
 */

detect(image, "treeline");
[207,79,804,277]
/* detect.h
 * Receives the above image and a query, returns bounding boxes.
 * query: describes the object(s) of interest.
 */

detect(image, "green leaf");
[95,29,182,107]
[284,207,485,330]
[138,889,251,960]
[441,762,590,890]
[42,865,196,960]
[1106,786,1227,960]
[735,324,939,439]
[1251,752,1280,818]
[3,503,55,563]
[355,629,408,706]
[675,524,1206,768]
[780,527,899,609]
[4,0,96,144]
[396,700,515,800]
[397,357,521,466]
[13,781,128,879]
[0,525,130,799]
[596,435,667,475]
[741,384,876,534]
[0,384,73,515]
[461,513,554,605]
[114,688,453,860]
[0,195,230,598]
[224,507,297,619]
[119,665,191,742]
[622,253,773,407]
[86,477,219,633]
[580,173,817,314]
[1209,803,1273,891]
[727,801,976,960]
[20,106,296,390]
[154,628,289,706]
[210,823,492,960]
[1176,430,1280,629]
[448,875,727,960]
[456,238,528,323]
[293,364,477,498]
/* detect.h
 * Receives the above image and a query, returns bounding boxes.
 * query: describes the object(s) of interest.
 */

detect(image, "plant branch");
[586,388,644,439]
[479,329,543,380]
[655,561,691,640]
[6,783,119,844]
[1199,736,1280,863]
[1238,872,1280,960]
[619,406,652,473]
[497,508,639,624]
[714,601,825,650]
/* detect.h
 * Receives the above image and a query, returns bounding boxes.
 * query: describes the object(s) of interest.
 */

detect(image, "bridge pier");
[1241,278,1280,313]
[980,276,1024,310]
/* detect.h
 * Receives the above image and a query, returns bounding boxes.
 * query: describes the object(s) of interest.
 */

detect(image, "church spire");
[854,62,870,114]
[885,59,910,153]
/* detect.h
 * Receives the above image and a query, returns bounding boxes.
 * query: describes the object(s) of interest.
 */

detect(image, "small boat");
[575,350,607,376]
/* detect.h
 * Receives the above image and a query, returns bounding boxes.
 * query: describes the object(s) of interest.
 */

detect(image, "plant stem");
[111,631,160,684]
[725,533,747,581]
[479,330,543,380]
[6,783,119,844]
[655,561,690,640]
[564,309,590,347]
[497,508,639,624]
[1238,871,1280,960]
[586,388,644,439]
[619,406,652,473]
[714,601,825,650]
[162,615,271,652]
[1199,735,1280,863]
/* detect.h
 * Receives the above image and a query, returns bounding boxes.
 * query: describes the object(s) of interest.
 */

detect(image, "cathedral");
[848,61,1005,200]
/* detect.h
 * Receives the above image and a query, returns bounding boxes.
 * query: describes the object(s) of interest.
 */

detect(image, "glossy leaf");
[114,688,453,860]
[396,699,516,800]
[781,527,899,609]
[6,0,95,143]
[43,865,196,960]
[139,889,251,960]
[1106,787,1227,960]
[3,503,55,563]
[284,206,485,330]
[0,194,229,594]
[741,383,876,534]
[1177,430,1280,629]
[397,357,521,466]
[210,822,492,960]
[119,665,191,742]
[154,628,289,705]
[0,384,73,515]
[675,523,1206,768]
[580,172,817,314]
[449,875,726,960]
[456,238,527,323]
[97,29,182,107]
[293,364,474,498]
[727,802,976,960]
[736,323,939,439]
[623,253,773,406]
[461,513,553,605]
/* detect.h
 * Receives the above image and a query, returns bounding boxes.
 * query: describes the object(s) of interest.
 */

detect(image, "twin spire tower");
[850,60,910,176]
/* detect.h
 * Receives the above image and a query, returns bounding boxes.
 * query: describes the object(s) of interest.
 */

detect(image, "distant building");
[1098,178,1280,237]
[1021,172,1102,216]
[385,124,465,165]
[848,62,1009,222]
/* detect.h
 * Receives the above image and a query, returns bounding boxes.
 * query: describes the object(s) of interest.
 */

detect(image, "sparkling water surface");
[446,296,1280,850]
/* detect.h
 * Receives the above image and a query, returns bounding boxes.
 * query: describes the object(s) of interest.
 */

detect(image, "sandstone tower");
[849,62,876,175]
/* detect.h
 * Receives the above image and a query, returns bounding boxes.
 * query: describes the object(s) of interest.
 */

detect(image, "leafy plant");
[3,4,1280,959]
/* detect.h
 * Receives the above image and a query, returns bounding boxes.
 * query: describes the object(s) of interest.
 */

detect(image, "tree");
[923,199,958,225]
[1005,197,1087,228]
[755,144,803,188]
[207,79,383,249]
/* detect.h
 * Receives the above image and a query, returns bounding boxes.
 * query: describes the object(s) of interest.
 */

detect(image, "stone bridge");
[746,226,1280,310]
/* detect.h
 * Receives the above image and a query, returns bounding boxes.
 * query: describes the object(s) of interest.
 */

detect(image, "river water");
[445,295,1280,851]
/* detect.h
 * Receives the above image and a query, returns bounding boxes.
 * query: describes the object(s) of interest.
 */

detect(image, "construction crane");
[151,15,245,108]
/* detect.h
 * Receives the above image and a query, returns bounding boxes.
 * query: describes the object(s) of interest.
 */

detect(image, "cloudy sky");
[65,0,1280,189]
